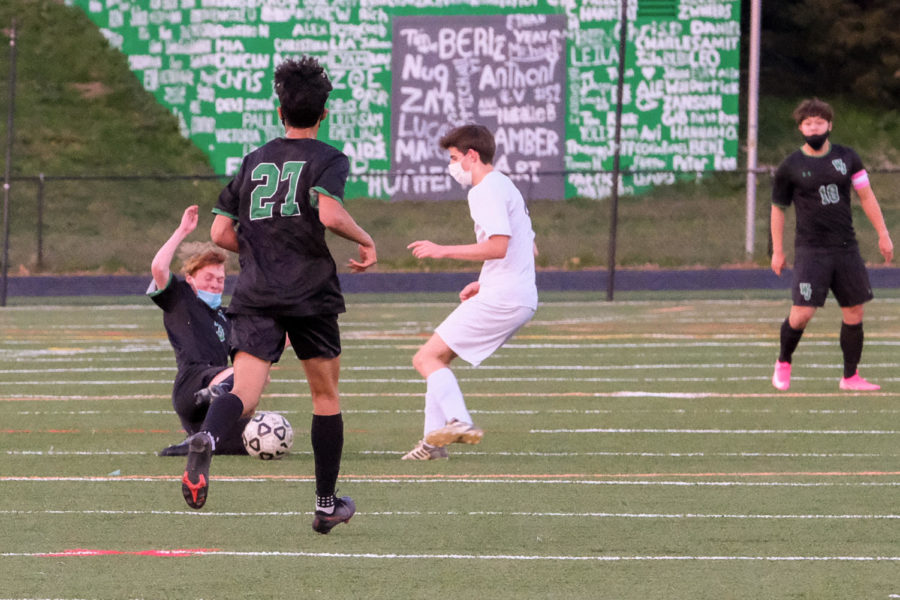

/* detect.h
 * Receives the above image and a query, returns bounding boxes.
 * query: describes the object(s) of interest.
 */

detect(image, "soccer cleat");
[158,438,190,457]
[401,440,449,460]
[839,372,880,391]
[181,432,213,509]
[425,418,484,448]
[772,360,791,391]
[312,496,356,534]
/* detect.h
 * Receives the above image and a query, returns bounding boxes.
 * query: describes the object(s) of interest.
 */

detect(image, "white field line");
[2,549,900,562]
[4,389,899,400]
[11,298,900,311]
[504,340,900,349]
[531,428,900,434]
[2,476,900,487]
[2,508,899,520]
[7,338,900,362]
[6,376,900,387]
[12,407,900,417]
[6,449,896,459]
[7,449,897,460]
[8,360,900,375]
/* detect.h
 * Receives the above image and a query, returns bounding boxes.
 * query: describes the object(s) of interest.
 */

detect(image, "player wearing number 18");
[770,98,893,392]
[179,56,376,535]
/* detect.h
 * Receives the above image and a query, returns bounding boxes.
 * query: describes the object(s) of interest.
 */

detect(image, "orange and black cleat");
[181,432,213,509]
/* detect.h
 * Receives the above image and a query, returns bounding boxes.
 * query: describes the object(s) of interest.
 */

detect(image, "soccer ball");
[242,411,294,460]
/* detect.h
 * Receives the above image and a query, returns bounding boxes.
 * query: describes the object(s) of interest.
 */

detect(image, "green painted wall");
[68,0,740,200]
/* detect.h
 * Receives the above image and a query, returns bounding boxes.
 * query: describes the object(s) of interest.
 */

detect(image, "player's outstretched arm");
[857,186,894,263]
[317,194,377,272]
[408,235,509,262]
[151,205,198,290]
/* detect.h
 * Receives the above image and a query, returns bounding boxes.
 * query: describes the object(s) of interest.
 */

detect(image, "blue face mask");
[196,289,222,310]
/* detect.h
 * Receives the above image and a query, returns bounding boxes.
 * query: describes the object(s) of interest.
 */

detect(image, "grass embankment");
[1,0,899,274]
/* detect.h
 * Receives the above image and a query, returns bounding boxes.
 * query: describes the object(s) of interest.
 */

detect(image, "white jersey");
[467,171,538,310]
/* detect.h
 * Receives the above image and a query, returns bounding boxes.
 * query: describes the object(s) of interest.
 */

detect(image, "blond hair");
[180,243,227,277]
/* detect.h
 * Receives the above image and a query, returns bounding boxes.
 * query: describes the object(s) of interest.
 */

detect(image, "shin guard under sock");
[778,318,805,364]
[840,321,864,379]
[199,392,245,451]
[311,413,344,500]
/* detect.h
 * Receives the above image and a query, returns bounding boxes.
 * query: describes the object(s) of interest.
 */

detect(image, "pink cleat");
[772,360,791,391]
[839,372,880,391]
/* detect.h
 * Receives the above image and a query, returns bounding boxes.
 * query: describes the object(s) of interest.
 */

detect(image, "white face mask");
[448,160,472,187]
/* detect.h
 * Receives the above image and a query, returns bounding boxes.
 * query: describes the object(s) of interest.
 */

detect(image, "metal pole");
[37,173,44,271]
[744,0,761,260]
[606,0,628,301]
[1,19,18,307]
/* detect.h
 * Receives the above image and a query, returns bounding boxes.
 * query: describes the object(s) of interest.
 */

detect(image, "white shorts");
[435,297,535,367]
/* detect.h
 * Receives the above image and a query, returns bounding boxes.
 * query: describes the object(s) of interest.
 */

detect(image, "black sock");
[778,318,804,363]
[213,416,251,455]
[840,322,864,379]
[199,392,245,449]
[311,413,344,502]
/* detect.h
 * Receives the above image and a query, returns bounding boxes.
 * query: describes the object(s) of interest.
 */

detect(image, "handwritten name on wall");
[387,14,566,200]
[70,0,740,200]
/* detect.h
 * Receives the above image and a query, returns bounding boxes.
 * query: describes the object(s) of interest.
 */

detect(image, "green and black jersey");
[772,144,866,249]
[148,275,231,398]
[214,137,349,317]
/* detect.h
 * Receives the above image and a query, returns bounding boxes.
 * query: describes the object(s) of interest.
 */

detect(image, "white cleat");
[425,419,484,447]
[401,440,449,460]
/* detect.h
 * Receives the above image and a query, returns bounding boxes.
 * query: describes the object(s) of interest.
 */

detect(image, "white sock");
[423,384,447,438]
[316,495,335,514]
[425,368,471,429]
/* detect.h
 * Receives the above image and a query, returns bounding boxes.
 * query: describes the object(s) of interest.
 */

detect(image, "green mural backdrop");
[66,0,740,201]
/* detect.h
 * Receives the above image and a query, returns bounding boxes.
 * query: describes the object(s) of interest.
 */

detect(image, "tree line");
[753,0,899,105]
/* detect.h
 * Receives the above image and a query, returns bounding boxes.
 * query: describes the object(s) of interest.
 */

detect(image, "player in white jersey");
[402,124,538,460]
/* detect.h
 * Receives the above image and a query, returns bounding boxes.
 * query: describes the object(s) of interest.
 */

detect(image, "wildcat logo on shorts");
[832,158,847,175]
[799,282,813,302]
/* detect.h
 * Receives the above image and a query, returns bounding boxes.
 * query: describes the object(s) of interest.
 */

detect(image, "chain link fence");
[3,168,899,275]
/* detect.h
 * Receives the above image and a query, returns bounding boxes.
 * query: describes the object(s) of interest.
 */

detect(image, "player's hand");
[771,251,786,276]
[879,233,894,264]
[408,240,445,259]
[179,205,199,235]
[459,281,480,302]
[348,243,376,273]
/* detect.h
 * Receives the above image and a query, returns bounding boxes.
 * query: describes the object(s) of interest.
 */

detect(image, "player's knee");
[789,307,816,330]
[842,305,864,325]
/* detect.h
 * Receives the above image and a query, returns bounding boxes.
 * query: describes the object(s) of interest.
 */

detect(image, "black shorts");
[229,313,341,363]
[791,246,874,308]
[173,366,226,425]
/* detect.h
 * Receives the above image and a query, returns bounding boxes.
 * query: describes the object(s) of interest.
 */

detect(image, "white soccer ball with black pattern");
[242,411,294,460]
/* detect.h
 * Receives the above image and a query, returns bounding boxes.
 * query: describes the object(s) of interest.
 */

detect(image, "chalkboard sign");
[68,0,741,201]
[388,14,566,201]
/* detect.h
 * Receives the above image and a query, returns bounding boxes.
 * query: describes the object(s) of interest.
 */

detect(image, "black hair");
[274,56,333,128]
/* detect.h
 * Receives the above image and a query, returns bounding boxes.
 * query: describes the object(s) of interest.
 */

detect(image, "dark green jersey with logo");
[214,137,348,316]
[148,275,231,394]
[772,143,865,248]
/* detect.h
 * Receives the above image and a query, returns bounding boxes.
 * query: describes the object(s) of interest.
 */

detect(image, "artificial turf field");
[1,291,899,599]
